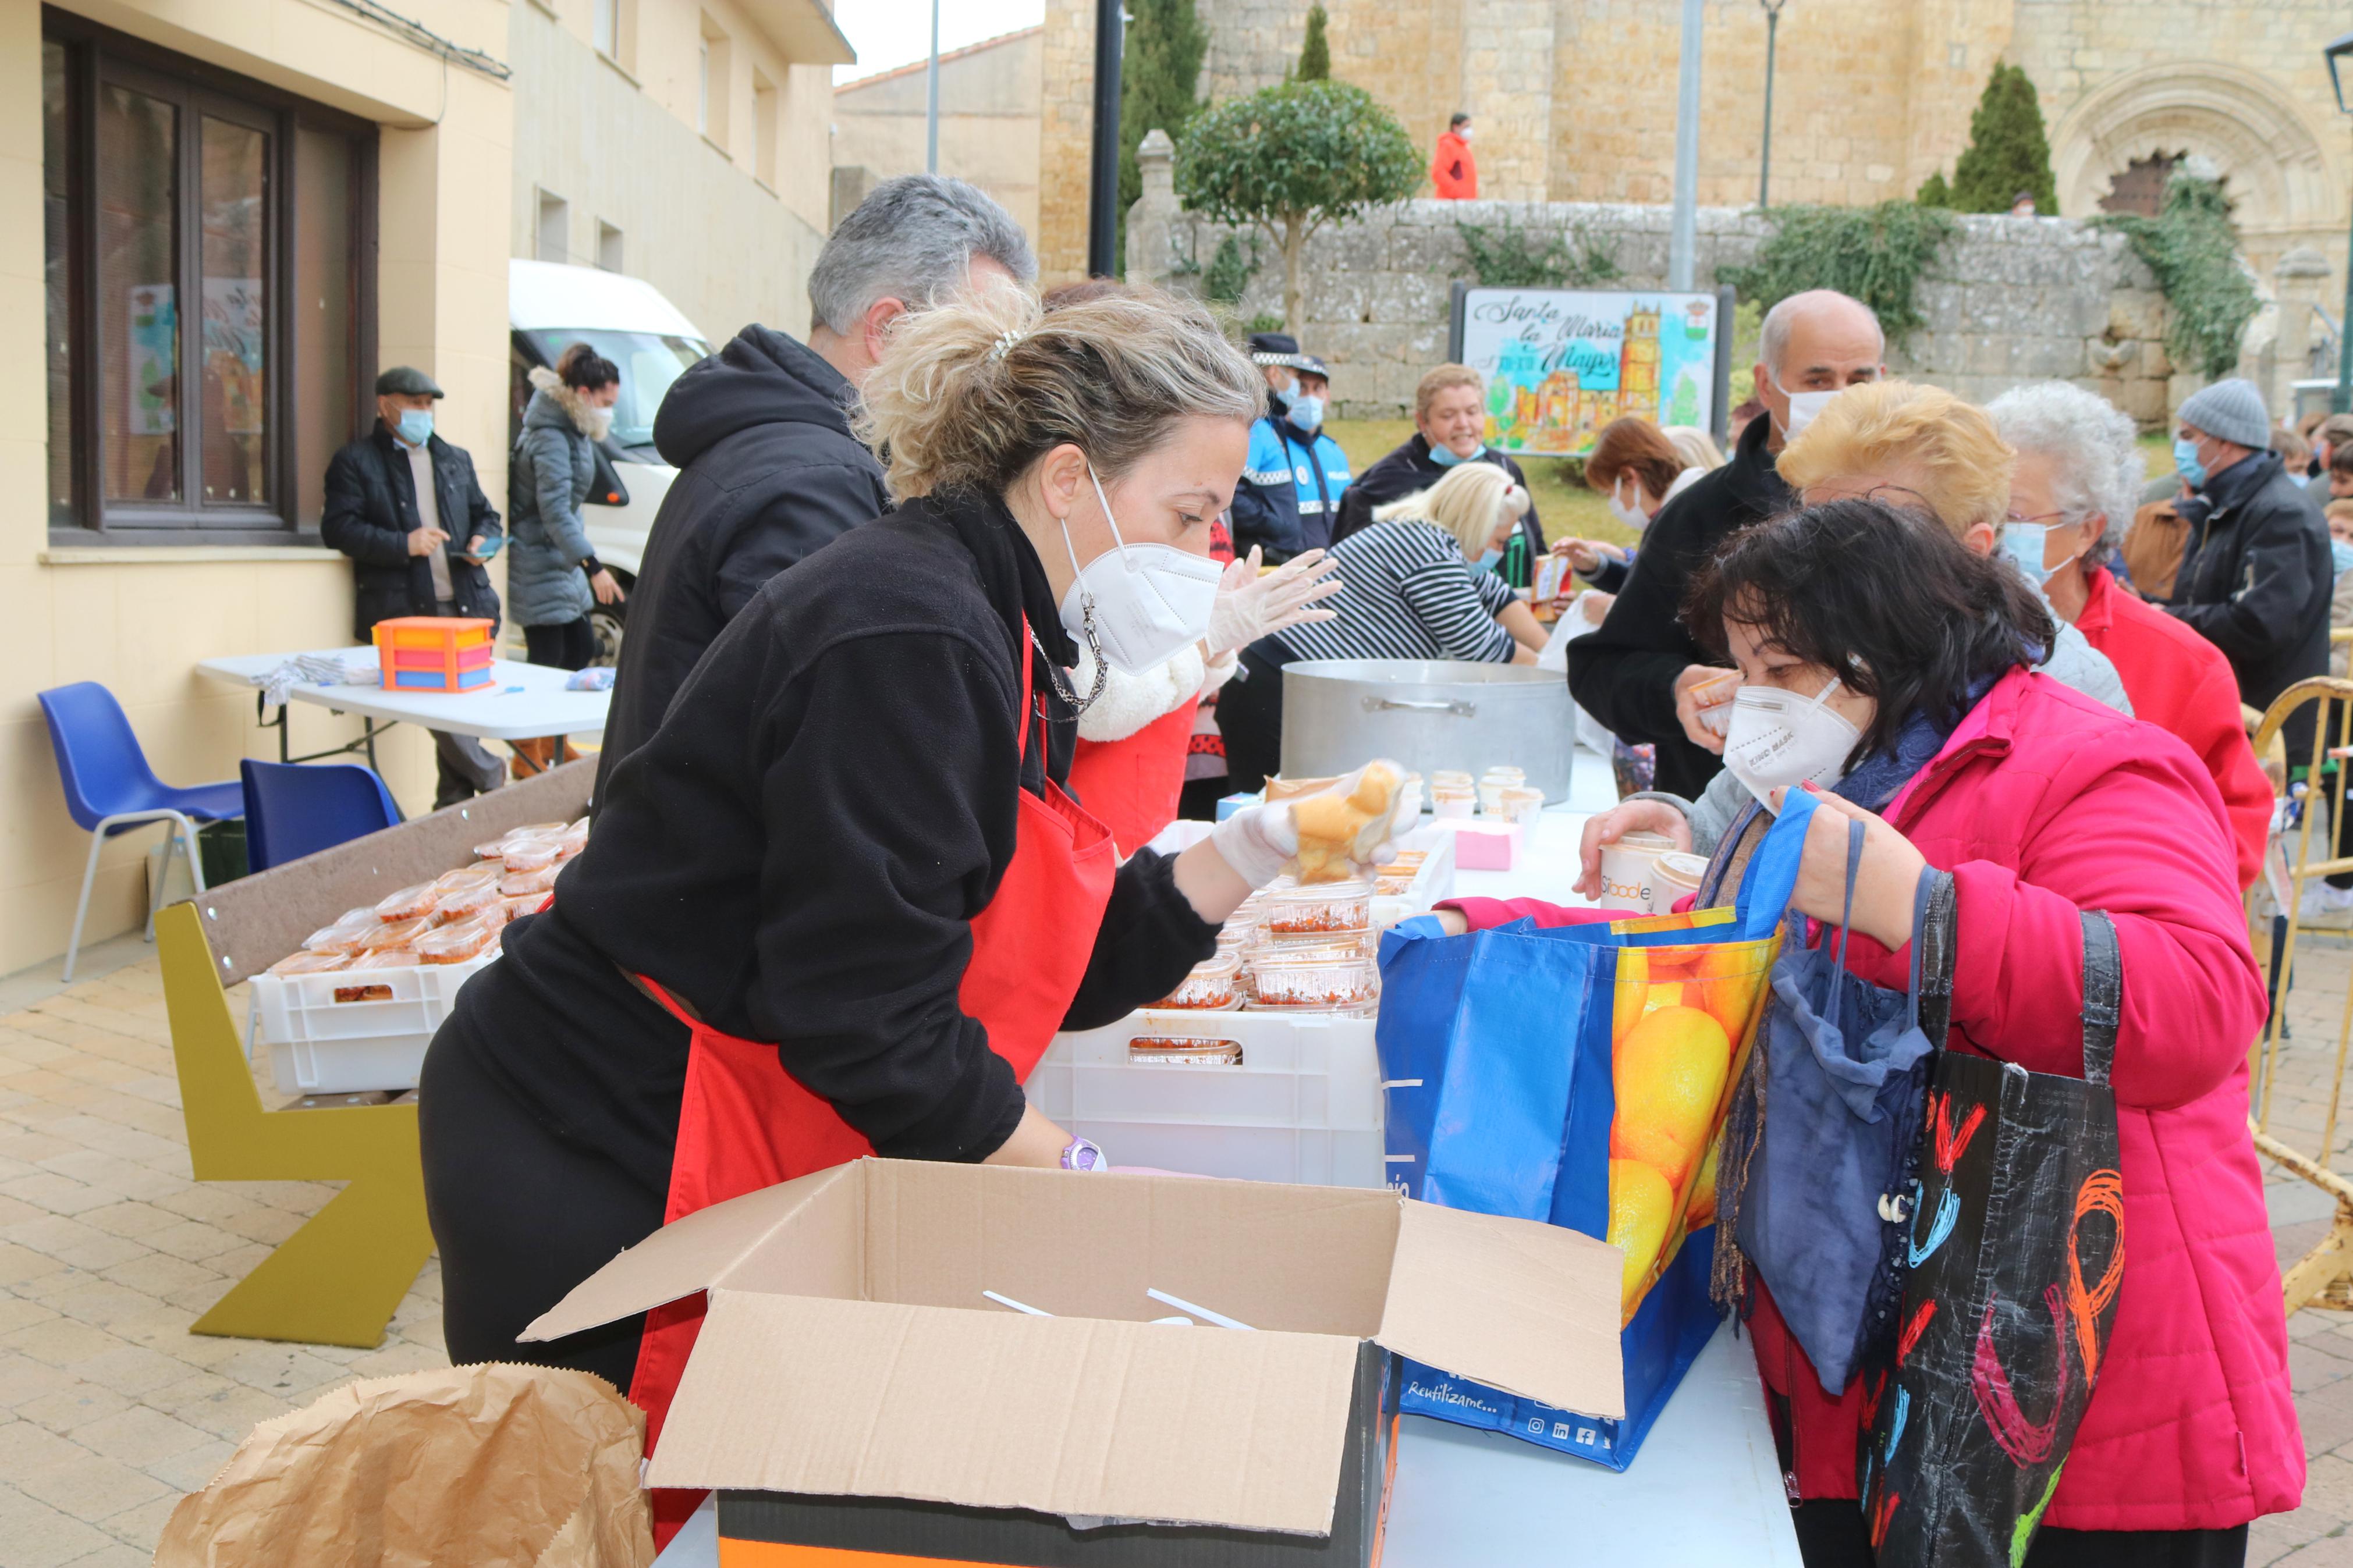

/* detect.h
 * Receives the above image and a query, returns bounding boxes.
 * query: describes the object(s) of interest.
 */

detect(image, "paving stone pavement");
[10,929,2353,1565]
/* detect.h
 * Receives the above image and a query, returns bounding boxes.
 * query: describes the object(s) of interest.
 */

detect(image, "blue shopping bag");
[1376,798,1811,1469]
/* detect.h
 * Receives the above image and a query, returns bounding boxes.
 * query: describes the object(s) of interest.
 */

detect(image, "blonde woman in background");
[1661,425,1726,475]
[1216,459,1543,792]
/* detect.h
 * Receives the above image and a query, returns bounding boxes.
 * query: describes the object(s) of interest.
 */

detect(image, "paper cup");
[1598,830,1676,913]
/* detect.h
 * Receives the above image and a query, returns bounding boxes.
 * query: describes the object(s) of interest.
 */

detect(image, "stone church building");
[1037,0,2353,305]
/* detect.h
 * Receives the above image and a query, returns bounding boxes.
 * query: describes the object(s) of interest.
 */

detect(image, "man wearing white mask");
[1568,290,1885,798]
[1234,332,1353,559]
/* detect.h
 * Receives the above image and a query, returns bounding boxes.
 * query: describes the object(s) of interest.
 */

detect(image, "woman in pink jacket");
[1456,499,2297,1566]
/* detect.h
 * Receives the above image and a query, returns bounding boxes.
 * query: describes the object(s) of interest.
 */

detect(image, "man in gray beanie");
[2163,375,2330,756]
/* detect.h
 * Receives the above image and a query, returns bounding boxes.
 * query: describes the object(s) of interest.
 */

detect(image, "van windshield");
[520,329,708,450]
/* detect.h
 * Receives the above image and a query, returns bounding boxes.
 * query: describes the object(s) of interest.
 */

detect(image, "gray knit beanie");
[2175,378,2272,450]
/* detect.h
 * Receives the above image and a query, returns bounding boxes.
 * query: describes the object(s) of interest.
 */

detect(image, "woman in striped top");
[1218,461,1542,791]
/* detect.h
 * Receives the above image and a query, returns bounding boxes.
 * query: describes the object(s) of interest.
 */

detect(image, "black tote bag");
[1857,908,2126,1568]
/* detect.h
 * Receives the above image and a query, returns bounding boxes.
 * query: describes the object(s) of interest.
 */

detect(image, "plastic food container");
[1652,851,1708,913]
[372,882,439,922]
[1432,786,1475,820]
[303,914,379,955]
[503,892,550,921]
[432,881,501,924]
[1249,948,1378,1008]
[1155,951,1241,1009]
[1262,879,1372,935]
[1691,669,1740,737]
[1496,785,1545,826]
[1431,769,1473,791]
[501,840,559,873]
[1128,1036,1244,1067]
[346,947,422,969]
[358,915,432,952]
[417,917,497,965]
[267,950,350,976]
[501,865,559,896]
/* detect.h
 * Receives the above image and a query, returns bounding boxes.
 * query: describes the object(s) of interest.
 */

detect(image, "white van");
[508,258,712,663]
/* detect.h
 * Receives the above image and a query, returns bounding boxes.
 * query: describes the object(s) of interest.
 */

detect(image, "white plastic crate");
[249,950,499,1094]
[1028,1007,1389,1187]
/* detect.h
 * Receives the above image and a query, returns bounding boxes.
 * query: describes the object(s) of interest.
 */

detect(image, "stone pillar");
[1126,129,1180,288]
[2273,246,2333,418]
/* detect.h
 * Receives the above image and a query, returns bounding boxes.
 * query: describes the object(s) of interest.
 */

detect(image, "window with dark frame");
[42,9,377,543]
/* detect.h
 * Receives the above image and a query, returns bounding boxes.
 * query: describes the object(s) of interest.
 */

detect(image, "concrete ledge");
[41,546,339,566]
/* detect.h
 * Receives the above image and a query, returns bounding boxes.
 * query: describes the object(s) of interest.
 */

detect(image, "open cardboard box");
[527,1159,1623,1566]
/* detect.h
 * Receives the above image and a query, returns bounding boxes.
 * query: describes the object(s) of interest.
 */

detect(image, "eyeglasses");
[2004,510,2068,526]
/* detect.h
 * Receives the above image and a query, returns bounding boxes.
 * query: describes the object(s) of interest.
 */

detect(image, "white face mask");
[1722,675,1866,809]
[1768,369,1842,443]
[1056,464,1223,677]
[1606,475,1648,528]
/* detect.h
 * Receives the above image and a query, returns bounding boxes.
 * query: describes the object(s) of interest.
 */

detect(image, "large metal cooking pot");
[1279,659,1576,803]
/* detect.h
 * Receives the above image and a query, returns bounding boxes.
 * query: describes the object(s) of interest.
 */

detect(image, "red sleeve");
[2183,658,2272,893]
[1438,896,1616,930]
[1852,738,2263,1112]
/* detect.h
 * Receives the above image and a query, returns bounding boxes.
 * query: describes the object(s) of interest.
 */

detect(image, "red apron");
[626,623,1117,1546]
[1065,698,1198,856]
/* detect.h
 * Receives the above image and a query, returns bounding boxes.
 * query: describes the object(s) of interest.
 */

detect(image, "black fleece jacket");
[449,489,1218,1188]
[2163,449,2331,717]
[1566,414,1791,798]
[595,325,890,808]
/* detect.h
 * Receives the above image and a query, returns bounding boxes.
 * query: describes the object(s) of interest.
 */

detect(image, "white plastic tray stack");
[248,950,499,1094]
[1027,817,1457,1189]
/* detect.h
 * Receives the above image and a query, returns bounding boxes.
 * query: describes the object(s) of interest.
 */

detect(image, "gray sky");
[834,1,1048,85]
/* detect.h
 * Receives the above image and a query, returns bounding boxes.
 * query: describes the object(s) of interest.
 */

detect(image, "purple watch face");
[1062,1136,1105,1172]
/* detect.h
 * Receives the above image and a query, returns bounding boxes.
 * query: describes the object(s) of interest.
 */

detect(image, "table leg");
[254,693,290,763]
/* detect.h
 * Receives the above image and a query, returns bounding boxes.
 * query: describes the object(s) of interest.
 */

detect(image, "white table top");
[1387,1324,1800,1566]
[197,646,609,741]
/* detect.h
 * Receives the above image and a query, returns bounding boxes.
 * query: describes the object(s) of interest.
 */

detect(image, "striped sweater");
[1276,518,1517,664]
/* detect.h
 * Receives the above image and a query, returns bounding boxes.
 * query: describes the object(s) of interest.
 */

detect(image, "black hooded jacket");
[2164,448,2331,719]
[595,325,890,804]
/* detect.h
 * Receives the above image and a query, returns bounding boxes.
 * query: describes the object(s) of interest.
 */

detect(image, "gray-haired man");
[595,176,1035,797]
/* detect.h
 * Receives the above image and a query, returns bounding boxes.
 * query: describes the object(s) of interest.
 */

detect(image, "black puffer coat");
[2164,449,2331,721]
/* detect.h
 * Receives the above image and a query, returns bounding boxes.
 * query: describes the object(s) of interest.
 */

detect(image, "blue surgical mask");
[2332,539,2353,577]
[396,408,434,447]
[2001,521,2057,586]
[1477,547,1503,571]
[1430,442,1486,467]
[1286,394,1325,433]
[2173,436,2207,490]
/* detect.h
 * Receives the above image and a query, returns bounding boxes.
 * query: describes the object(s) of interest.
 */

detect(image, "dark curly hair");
[1683,498,2053,771]
[553,341,619,393]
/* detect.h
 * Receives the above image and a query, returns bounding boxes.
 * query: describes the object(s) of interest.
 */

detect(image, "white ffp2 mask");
[1056,464,1222,676]
[1606,476,1648,529]
[1769,370,1842,443]
[1722,675,1865,808]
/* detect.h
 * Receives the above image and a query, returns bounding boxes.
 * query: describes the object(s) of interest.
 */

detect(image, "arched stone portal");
[2051,61,2341,269]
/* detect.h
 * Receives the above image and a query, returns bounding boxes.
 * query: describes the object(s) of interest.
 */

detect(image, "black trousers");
[1790,1502,2245,1567]
[1215,637,1295,795]
[523,616,598,673]
[417,1019,664,1391]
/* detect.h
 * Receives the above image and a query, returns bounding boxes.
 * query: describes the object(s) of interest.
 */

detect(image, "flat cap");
[374,366,445,399]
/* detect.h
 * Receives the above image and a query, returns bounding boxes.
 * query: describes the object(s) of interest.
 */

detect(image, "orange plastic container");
[370,617,496,692]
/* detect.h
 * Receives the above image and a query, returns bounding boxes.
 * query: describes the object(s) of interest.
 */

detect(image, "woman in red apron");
[417,288,1401,1548]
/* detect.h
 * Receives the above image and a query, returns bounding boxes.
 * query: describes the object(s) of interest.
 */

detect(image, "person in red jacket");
[1453,499,2297,1566]
[1992,382,2273,891]
[1431,112,1477,199]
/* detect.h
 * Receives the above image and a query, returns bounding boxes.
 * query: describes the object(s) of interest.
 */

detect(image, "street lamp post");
[1759,0,1788,209]
[2325,30,2353,412]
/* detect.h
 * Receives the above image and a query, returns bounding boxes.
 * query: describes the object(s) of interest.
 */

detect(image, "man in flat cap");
[1234,332,1353,561]
[322,367,507,805]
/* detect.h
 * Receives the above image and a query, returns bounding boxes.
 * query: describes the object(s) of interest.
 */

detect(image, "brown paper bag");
[154,1364,653,1568]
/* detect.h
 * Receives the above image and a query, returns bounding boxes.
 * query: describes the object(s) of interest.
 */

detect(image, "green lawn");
[1326,419,1639,550]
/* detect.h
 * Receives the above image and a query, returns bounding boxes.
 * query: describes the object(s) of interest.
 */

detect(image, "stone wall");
[1127,174,2181,424]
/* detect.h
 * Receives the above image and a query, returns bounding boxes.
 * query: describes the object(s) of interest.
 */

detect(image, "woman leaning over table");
[1215,459,1542,793]
[1495,500,2295,1566]
[414,286,1411,1488]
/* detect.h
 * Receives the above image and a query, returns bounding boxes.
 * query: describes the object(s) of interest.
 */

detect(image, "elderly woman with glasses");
[1989,381,2271,891]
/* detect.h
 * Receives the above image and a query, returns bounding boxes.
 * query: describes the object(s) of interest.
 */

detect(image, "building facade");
[1040,0,2353,302]
[831,26,1042,245]
[8,0,841,975]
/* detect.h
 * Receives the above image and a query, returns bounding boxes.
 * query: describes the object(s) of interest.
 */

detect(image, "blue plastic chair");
[38,682,244,980]
[240,760,402,873]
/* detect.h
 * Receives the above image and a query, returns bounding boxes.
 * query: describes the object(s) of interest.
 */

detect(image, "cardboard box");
[525,1160,1622,1565]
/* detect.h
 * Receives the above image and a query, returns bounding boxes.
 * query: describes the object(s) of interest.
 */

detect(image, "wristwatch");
[1060,1135,1106,1173]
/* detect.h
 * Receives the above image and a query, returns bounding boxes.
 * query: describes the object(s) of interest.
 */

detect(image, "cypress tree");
[1116,0,1209,274]
[1915,169,1952,209]
[1297,5,1331,80]
[1948,62,2059,215]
